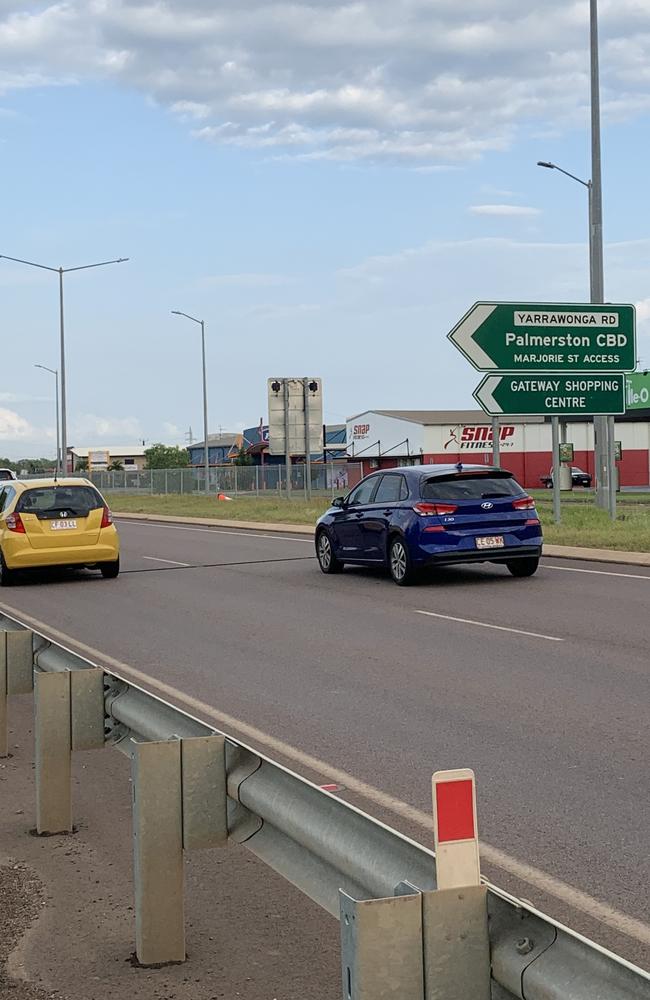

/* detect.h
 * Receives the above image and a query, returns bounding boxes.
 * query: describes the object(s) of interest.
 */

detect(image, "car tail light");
[101,506,113,528]
[512,496,536,510]
[413,502,457,516]
[6,513,26,533]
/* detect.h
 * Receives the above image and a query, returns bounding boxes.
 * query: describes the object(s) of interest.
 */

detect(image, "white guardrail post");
[131,734,227,965]
[1,616,649,997]
[339,769,490,1000]
[1,629,33,757]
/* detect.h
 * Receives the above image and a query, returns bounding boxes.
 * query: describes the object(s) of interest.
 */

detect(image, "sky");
[1,0,650,458]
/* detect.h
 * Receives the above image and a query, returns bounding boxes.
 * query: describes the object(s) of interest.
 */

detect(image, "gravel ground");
[0,861,67,1000]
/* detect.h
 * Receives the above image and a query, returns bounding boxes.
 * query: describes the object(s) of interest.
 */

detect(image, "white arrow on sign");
[448,303,498,369]
[473,376,503,415]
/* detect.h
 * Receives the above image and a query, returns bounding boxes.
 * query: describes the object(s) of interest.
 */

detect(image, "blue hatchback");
[315,464,543,585]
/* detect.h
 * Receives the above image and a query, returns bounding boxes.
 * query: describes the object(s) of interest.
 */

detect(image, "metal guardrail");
[1,611,648,998]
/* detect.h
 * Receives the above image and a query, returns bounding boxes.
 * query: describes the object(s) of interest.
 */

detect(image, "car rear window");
[420,472,522,500]
[16,485,104,518]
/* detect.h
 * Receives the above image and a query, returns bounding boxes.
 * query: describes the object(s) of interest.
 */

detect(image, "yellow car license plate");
[51,519,78,531]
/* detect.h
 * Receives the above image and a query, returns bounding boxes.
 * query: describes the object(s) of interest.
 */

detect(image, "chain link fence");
[82,463,362,498]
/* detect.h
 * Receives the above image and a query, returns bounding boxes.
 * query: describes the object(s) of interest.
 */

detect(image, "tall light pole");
[0,254,128,473]
[34,364,60,476]
[171,311,210,493]
[536,1,613,516]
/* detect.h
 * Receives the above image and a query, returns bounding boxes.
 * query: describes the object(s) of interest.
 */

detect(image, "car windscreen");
[0,470,15,480]
[420,472,522,500]
[16,486,104,518]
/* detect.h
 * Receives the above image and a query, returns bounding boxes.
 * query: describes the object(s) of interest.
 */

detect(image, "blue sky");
[1,0,650,458]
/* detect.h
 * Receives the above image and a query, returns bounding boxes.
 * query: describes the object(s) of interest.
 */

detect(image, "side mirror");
[332,496,345,509]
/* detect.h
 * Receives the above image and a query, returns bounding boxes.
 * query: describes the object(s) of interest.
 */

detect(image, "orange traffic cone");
[217,492,233,501]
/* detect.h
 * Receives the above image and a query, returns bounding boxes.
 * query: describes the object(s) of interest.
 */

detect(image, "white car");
[0,469,17,482]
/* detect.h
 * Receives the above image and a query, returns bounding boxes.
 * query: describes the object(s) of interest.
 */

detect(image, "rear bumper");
[3,542,119,570]
[421,544,542,567]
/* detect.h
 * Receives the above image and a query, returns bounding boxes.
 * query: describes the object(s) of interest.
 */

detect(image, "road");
[2,516,649,970]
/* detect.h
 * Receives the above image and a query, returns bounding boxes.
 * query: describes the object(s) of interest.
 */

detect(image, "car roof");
[13,477,95,491]
[384,464,508,480]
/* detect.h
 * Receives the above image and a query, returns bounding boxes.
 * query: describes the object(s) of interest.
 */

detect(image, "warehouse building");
[346,405,650,489]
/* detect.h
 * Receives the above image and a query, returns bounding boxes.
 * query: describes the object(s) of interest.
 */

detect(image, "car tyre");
[0,549,18,587]
[316,531,343,574]
[506,556,539,578]
[389,535,417,586]
[100,557,120,579]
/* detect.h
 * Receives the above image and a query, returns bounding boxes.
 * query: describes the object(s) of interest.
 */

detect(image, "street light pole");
[172,311,210,493]
[34,364,60,476]
[537,154,614,514]
[0,254,129,474]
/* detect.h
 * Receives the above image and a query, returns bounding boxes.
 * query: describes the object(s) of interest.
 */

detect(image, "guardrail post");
[35,671,73,834]
[34,665,104,833]
[339,890,424,999]
[132,739,185,965]
[131,734,226,966]
[1,630,34,757]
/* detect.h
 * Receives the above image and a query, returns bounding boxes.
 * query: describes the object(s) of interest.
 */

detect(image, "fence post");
[255,465,259,497]
[234,465,238,495]
[181,468,184,494]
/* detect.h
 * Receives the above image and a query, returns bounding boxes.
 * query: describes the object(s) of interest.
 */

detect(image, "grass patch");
[107,492,650,551]
[106,492,330,525]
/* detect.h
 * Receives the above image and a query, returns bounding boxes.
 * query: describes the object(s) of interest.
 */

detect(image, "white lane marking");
[116,520,313,544]
[414,609,563,642]
[2,602,647,947]
[546,564,650,581]
[142,555,191,567]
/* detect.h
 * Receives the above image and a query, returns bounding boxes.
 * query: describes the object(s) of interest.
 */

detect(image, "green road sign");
[448,302,636,372]
[473,374,626,416]
[625,371,650,409]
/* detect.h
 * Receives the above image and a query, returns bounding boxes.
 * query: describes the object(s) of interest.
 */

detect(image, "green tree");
[75,458,89,472]
[107,460,124,471]
[233,446,252,466]
[144,443,190,469]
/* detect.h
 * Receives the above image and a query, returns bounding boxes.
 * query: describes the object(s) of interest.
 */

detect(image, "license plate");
[476,535,504,549]
[51,519,77,531]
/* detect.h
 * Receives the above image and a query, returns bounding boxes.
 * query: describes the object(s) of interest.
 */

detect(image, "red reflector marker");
[432,768,480,890]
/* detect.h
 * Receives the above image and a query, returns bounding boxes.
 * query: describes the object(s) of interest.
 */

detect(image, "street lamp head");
[537,161,555,169]
[171,310,182,315]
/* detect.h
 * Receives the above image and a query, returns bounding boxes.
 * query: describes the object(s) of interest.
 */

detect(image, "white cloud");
[0,406,33,440]
[635,297,650,323]
[70,414,143,443]
[468,204,541,217]
[1,1,649,162]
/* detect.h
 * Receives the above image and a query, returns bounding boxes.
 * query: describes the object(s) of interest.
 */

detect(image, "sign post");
[449,301,635,521]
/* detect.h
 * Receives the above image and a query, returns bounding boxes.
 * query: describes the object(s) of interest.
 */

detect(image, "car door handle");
[354,512,364,518]
[383,509,393,515]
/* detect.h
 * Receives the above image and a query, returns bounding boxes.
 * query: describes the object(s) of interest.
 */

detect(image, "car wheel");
[389,536,416,586]
[0,549,18,587]
[506,557,540,578]
[545,481,552,489]
[100,557,120,579]
[316,531,343,574]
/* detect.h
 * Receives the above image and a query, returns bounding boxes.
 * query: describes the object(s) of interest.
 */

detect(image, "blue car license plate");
[475,535,504,549]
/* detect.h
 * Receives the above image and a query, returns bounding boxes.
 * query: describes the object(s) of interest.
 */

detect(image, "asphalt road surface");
[2,516,649,970]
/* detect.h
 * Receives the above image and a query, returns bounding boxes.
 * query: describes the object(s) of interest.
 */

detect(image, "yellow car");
[0,478,120,586]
